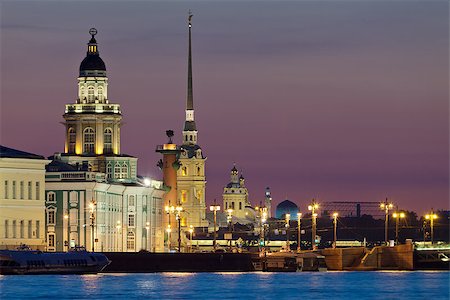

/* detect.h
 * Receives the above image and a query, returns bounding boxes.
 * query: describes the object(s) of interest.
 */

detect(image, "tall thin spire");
[187,11,194,111]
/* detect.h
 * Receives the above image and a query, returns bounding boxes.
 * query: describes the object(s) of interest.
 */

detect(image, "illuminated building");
[44,29,164,252]
[176,14,208,228]
[0,146,49,250]
[222,165,251,219]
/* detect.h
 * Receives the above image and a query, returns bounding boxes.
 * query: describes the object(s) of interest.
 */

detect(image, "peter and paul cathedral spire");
[183,11,198,146]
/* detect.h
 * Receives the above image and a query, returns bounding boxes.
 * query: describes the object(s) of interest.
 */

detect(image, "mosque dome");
[275,199,299,219]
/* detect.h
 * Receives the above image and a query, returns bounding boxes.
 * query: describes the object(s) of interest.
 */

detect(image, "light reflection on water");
[0,271,448,300]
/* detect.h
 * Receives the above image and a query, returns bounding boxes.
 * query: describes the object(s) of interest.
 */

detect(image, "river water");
[0,271,449,299]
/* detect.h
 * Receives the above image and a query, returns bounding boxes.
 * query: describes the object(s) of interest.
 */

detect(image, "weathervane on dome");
[89,28,97,37]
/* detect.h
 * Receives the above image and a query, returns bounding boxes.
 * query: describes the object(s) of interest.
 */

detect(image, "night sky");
[1,1,448,215]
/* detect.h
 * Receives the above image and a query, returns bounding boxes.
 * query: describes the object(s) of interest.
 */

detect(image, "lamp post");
[145,222,150,250]
[261,209,267,250]
[227,209,233,250]
[425,210,438,244]
[297,212,302,252]
[392,212,405,245]
[285,213,290,251]
[64,211,69,252]
[380,198,394,245]
[116,221,121,252]
[175,206,183,252]
[89,200,96,252]
[308,199,319,250]
[210,202,220,251]
[188,225,194,252]
[332,212,338,249]
[165,204,175,251]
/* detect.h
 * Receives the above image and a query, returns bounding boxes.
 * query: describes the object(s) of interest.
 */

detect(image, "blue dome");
[276,199,299,219]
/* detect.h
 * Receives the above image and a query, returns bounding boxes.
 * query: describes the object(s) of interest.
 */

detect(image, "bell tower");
[177,13,208,228]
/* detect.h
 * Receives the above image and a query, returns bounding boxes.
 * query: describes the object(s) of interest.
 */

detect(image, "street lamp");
[89,200,96,252]
[308,199,319,250]
[380,198,394,245]
[175,206,183,252]
[165,204,175,251]
[227,209,233,250]
[209,202,221,251]
[285,213,290,251]
[425,211,438,244]
[116,221,121,252]
[392,212,405,245]
[332,212,338,248]
[145,221,150,250]
[261,209,267,250]
[297,212,302,252]
[188,225,194,252]
[64,211,69,252]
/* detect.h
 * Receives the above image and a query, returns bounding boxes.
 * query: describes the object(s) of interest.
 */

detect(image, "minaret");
[264,187,272,218]
[177,13,208,228]
[182,12,198,145]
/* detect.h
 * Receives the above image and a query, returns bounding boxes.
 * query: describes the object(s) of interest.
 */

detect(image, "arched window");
[106,163,112,178]
[98,86,104,101]
[83,127,95,153]
[127,231,135,251]
[121,163,128,179]
[104,128,112,154]
[47,192,56,203]
[87,86,94,102]
[68,128,76,153]
[47,207,56,225]
[182,167,187,176]
[197,166,201,176]
[114,163,121,179]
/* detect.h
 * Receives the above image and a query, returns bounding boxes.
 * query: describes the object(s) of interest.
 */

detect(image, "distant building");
[0,146,49,250]
[44,29,164,252]
[320,201,385,219]
[176,16,208,228]
[275,199,299,219]
[264,187,273,218]
[223,165,251,219]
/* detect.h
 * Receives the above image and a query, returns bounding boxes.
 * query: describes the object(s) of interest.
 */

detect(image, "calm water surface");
[0,271,449,299]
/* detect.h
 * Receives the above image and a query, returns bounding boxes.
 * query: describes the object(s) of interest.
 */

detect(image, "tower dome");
[79,28,106,77]
[276,199,299,219]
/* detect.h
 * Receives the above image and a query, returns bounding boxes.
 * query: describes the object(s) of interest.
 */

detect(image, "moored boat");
[0,246,110,275]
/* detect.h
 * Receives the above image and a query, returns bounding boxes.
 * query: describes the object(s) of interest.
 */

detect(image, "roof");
[46,159,85,172]
[0,145,45,160]
[183,121,197,131]
[79,54,106,73]
[179,144,203,159]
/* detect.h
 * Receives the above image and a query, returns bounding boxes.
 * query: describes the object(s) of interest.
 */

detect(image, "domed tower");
[222,165,250,219]
[276,199,298,219]
[61,28,136,182]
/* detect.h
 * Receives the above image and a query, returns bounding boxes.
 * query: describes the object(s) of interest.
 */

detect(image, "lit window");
[83,127,95,153]
[181,190,187,203]
[68,128,76,153]
[182,167,187,176]
[104,128,113,154]
[106,163,112,178]
[127,231,135,250]
[121,163,128,179]
[98,86,104,101]
[88,86,94,102]
[114,163,121,179]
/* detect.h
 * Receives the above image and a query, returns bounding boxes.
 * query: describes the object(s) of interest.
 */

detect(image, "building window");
[47,192,56,203]
[181,190,187,203]
[104,128,112,154]
[239,202,242,210]
[128,214,135,227]
[88,86,94,102]
[106,163,112,178]
[121,163,128,179]
[12,220,17,238]
[4,180,8,199]
[28,220,32,238]
[48,234,55,247]
[4,220,8,238]
[20,181,24,199]
[182,167,187,176]
[128,195,135,207]
[83,127,95,153]
[197,166,201,176]
[12,181,16,199]
[98,86,104,101]
[36,221,40,238]
[114,163,121,179]
[47,210,56,225]
[35,182,40,200]
[68,128,76,153]
[28,182,32,200]
[20,220,24,238]
[127,231,135,250]
[231,202,235,210]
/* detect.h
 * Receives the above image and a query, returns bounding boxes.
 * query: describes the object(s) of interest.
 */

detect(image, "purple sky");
[1,1,448,215]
